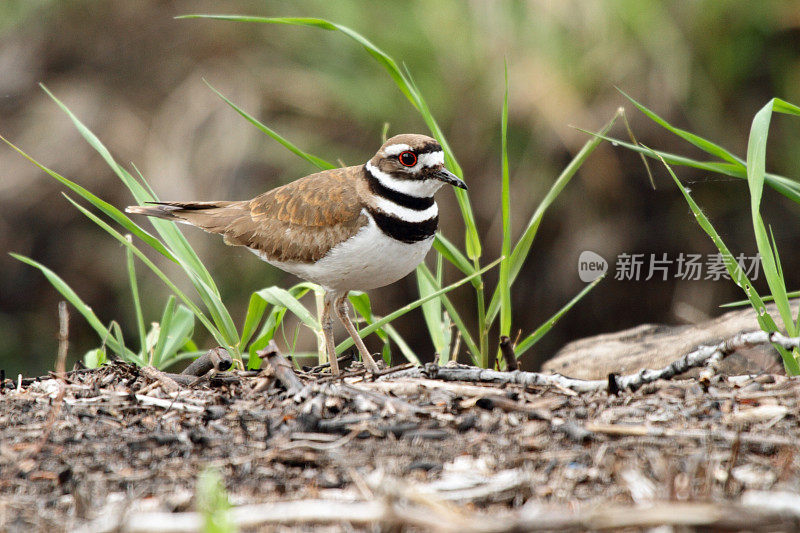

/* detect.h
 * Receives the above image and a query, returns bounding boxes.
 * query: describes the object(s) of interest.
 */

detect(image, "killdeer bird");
[126,134,466,375]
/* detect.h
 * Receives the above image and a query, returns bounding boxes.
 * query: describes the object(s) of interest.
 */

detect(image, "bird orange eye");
[398,151,417,167]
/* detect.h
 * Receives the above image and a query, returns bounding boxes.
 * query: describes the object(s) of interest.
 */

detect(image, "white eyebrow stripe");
[383,143,412,156]
[372,196,439,222]
[418,151,444,168]
[366,161,444,197]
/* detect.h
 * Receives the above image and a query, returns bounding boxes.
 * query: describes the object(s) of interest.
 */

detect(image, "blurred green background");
[2,1,800,376]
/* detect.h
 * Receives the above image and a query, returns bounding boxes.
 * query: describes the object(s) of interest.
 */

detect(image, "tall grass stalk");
[598,94,800,374]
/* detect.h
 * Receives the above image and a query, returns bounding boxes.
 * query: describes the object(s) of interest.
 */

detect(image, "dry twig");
[83,497,800,532]
[385,330,800,393]
[258,340,304,394]
[30,301,69,455]
[140,366,182,394]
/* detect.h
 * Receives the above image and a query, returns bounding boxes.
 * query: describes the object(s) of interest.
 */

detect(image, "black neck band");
[367,208,438,243]
[365,166,435,211]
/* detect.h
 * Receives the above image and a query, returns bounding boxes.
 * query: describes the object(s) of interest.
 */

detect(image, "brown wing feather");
[141,167,367,263]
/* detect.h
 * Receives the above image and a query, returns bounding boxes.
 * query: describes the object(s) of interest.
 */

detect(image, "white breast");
[254,211,434,292]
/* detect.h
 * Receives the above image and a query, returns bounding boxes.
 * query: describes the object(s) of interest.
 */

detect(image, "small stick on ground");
[383,330,800,393]
[181,347,233,376]
[258,341,304,395]
[96,498,800,532]
[306,353,353,373]
[499,336,519,370]
[140,366,182,394]
[584,422,797,447]
[31,301,69,455]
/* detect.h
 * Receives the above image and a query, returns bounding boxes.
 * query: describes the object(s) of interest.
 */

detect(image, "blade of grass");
[247,284,315,366]
[349,292,420,364]
[247,306,287,369]
[515,275,604,356]
[64,196,229,349]
[486,109,623,324]
[746,99,797,334]
[156,305,195,367]
[0,135,174,260]
[254,286,320,331]
[10,253,139,362]
[240,293,268,350]
[111,322,128,363]
[40,85,221,292]
[335,257,504,354]
[40,86,244,345]
[498,61,512,345]
[349,292,389,344]
[416,263,448,356]
[432,233,475,278]
[204,80,336,171]
[151,296,176,366]
[5,133,238,345]
[656,149,800,374]
[617,88,744,165]
[417,263,480,364]
[720,290,800,308]
[582,130,800,205]
[125,235,147,356]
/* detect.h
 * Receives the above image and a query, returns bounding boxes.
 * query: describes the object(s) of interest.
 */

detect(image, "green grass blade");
[246,307,286,369]
[254,286,321,331]
[432,233,476,277]
[240,293,268,349]
[657,149,800,374]
[348,292,388,342]
[583,130,800,205]
[486,109,622,324]
[41,86,241,345]
[40,85,222,295]
[618,88,743,165]
[125,235,147,356]
[204,80,336,171]
[247,284,315,367]
[110,322,128,362]
[721,290,800,308]
[0,135,175,260]
[151,296,176,366]
[746,99,794,332]
[10,253,138,362]
[349,292,420,364]
[64,196,228,348]
[157,305,195,367]
[416,263,448,356]
[499,61,512,340]
[515,275,604,356]
[417,263,480,364]
[5,133,243,342]
[335,257,504,354]
[767,227,798,335]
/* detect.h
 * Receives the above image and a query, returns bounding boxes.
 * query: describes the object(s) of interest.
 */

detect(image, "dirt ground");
[1,358,799,532]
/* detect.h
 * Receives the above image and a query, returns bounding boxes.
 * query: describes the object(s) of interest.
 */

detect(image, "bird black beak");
[432,168,468,190]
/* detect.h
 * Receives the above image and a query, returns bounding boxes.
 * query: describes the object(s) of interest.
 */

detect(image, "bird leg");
[333,292,380,374]
[322,291,339,375]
